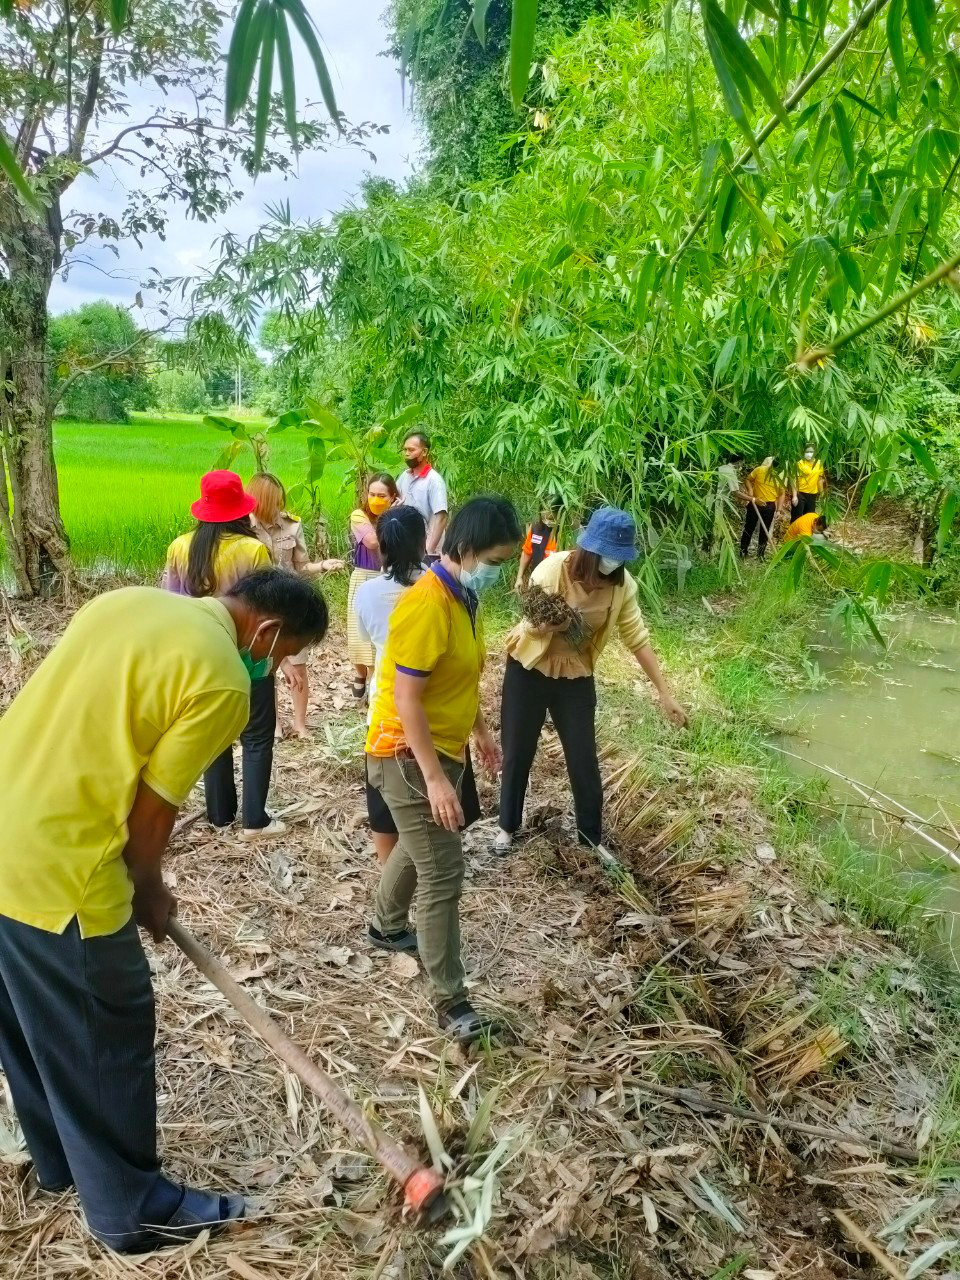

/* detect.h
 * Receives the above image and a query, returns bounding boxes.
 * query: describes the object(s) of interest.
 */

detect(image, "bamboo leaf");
[275,13,299,152]
[840,87,883,118]
[714,335,738,378]
[886,0,908,83]
[278,0,340,122]
[252,6,277,172]
[938,491,958,552]
[852,597,886,647]
[900,430,939,480]
[696,140,722,208]
[906,0,935,60]
[0,135,42,215]
[700,0,790,128]
[226,0,267,124]
[701,21,758,159]
[859,470,886,514]
[471,0,494,45]
[831,100,855,172]
[108,0,129,35]
[418,1085,451,1171]
[510,0,540,108]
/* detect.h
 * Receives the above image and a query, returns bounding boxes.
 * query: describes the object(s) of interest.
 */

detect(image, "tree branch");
[49,330,156,409]
[797,244,960,368]
[67,13,104,164]
[670,0,891,265]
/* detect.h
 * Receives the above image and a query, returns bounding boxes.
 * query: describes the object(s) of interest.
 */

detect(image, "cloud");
[49,0,421,319]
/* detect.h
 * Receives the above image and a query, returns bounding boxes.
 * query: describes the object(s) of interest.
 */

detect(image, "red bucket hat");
[191,470,257,523]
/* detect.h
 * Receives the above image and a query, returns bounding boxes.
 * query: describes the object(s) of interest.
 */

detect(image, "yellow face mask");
[368,495,392,516]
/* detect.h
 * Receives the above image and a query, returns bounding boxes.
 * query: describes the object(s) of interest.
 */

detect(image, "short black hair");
[228,568,329,645]
[445,495,523,563]
[377,505,426,586]
[403,430,430,450]
[815,514,829,530]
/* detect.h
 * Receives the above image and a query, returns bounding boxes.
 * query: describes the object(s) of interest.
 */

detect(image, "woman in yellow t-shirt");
[347,473,398,700]
[163,470,284,841]
[791,443,826,518]
[497,507,686,859]
[365,495,522,1045]
[739,455,784,559]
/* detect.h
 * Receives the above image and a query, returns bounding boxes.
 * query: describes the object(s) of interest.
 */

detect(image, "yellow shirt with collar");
[796,459,824,494]
[0,588,251,937]
[366,569,484,762]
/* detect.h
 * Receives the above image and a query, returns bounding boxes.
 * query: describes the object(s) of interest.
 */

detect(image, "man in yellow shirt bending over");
[739,455,784,559]
[0,569,327,1253]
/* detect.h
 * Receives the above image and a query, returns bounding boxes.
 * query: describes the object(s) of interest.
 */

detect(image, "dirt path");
[0,606,957,1279]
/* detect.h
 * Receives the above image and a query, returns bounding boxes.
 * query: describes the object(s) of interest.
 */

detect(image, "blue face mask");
[460,560,502,593]
[240,624,280,681]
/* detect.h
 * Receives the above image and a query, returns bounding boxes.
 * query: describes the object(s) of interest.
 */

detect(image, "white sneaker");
[241,819,287,842]
[492,829,514,856]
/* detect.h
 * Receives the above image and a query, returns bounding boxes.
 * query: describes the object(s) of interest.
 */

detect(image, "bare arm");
[472,703,501,775]
[514,550,532,589]
[394,671,464,830]
[123,779,178,942]
[426,511,449,556]
[632,644,688,727]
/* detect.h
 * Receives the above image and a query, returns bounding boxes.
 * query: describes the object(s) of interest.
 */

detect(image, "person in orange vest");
[514,494,563,590]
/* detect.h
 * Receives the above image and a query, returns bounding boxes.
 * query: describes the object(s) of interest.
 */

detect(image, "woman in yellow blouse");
[791,443,826,518]
[163,471,284,840]
[496,507,687,856]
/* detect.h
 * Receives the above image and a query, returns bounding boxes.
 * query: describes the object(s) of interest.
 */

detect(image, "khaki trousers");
[369,754,466,1014]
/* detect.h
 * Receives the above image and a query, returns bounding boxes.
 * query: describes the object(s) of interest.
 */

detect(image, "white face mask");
[598,555,622,575]
[804,450,815,461]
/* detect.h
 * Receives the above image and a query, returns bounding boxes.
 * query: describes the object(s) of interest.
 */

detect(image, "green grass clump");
[53,413,355,575]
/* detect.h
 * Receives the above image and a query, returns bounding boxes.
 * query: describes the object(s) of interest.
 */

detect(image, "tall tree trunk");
[0,211,70,597]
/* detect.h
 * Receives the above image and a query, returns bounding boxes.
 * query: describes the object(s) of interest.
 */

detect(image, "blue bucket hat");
[577,507,638,562]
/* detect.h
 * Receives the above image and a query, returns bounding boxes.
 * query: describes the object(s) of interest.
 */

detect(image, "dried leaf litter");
[0,594,957,1280]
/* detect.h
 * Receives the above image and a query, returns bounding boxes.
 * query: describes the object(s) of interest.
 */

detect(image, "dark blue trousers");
[0,914,181,1246]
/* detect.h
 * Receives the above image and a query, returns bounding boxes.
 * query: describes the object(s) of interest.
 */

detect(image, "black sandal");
[438,1001,506,1046]
[368,925,419,953]
[351,677,367,701]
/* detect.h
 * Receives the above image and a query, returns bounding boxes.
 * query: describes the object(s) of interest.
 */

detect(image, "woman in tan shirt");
[497,507,686,855]
[247,473,342,737]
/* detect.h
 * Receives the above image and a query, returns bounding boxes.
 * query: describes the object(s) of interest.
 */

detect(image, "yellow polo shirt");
[0,588,250,937]
[749,465,780,504]
[796,459,824,494]
[366,567,484,762]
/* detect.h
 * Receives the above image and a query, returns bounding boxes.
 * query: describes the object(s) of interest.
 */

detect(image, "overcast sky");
[49,1,420,317]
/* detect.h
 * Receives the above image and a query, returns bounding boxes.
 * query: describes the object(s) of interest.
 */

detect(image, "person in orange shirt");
[785,512,829,542]
[514,495,562,590]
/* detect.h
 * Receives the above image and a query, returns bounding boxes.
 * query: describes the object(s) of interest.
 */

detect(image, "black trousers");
[792,491,817,518]
[0,915,181,1246]
[204,673,276,829]
[740,502,777,557]
[499,657,603,846]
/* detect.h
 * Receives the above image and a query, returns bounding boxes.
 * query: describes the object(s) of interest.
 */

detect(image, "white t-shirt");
[354,569,424,712]
[397,465,448,526]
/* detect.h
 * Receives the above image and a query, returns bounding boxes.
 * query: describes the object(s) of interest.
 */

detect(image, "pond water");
[779,608,960,961]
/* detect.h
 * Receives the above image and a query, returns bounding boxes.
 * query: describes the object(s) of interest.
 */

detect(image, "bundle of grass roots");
[520,584,587,646]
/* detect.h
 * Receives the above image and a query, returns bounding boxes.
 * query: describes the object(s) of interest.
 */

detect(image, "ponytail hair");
[377,505,426,586]
[185,517,255,597]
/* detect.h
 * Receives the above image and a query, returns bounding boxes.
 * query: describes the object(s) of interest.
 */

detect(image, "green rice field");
[54,413,353,576]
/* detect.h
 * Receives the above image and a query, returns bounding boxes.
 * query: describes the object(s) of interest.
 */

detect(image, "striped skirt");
[347,567,379,666]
